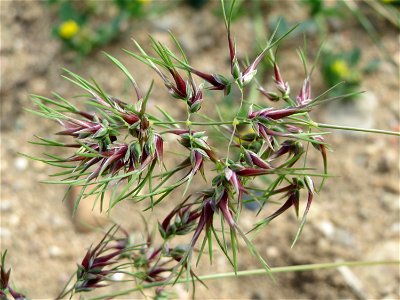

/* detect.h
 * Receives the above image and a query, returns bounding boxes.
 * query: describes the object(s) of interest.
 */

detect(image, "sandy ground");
[1,1,399,299]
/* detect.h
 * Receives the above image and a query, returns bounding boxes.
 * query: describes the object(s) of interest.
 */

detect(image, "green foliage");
[320,47,363,99]
[185,0,209,9]
[47,0,155,56]
[302,0,345,17]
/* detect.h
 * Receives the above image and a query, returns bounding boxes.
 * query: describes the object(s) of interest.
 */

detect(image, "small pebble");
[14,157,28,171]
[111,272,125,281]
[153,16,178,31]
[338,265,366,299]
[319,220,335,238]
[0,200,12,212]
[48,245,62,258]
[50,216,66,229]
[381,192,400,211]
[334,228,355,247]
[318,221,354,246]
[0,227,11,238]
[265,246,280,258]
[390,223,400,233]
[9,214,20,226]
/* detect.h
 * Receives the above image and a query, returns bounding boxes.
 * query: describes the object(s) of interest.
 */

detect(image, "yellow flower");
[331,59,350,79]
[59,20,80,39]
[137,0,151,4]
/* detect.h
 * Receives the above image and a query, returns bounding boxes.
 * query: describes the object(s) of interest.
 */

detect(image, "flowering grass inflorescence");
[0,251,26,300]
[24,2,333,297]
[5,1,397,299]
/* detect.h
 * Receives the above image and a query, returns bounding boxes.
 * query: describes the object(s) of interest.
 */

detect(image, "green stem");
[88,260,399,300]
[226,88,245,163]
[317,123,400,136]
[154,120,400,137]
[153,121,237,126]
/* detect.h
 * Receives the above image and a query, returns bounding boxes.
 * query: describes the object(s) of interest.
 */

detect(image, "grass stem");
[88,260,399,300]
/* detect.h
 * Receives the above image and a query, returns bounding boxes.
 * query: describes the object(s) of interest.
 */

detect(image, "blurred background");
[1,0,399,299]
